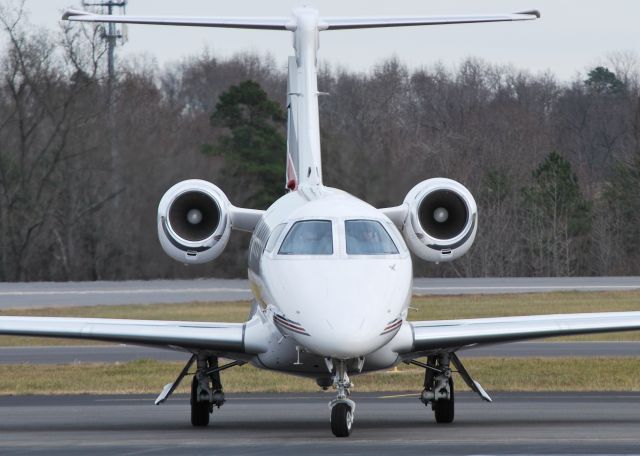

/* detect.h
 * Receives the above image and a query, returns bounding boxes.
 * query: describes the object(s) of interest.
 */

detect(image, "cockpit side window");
[265,223,286,253]
[345,220,399,255]
[278,220,333,255]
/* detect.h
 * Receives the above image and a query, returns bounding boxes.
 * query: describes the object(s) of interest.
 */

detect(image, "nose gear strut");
[329,360,356,437]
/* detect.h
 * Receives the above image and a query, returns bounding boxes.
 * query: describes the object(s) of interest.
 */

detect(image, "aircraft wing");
[407,311,640,355]
[0,316,249,357]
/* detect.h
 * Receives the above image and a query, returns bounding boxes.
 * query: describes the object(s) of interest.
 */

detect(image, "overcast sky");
[8,0,640,80]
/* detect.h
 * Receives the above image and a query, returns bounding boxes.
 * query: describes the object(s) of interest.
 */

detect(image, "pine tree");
[202,80,286,209]
[520,152,591,275]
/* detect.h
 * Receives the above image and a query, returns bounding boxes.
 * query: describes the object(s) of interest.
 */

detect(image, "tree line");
[1,4,639,281]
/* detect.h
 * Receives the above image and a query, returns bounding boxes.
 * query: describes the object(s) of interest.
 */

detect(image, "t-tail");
[63,7,540,191]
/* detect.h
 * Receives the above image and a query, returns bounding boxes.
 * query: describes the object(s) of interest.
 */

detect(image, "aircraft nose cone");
[318,320,379,359]
[266,256,412,359]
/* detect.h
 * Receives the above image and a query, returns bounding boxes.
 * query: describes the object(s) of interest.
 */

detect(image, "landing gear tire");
[190,376,210,427]
[434,378,454,424]
[331,402,353,437]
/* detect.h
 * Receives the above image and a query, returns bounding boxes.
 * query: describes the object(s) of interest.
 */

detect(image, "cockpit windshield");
[278,220,333,255]
[345,220,399,255]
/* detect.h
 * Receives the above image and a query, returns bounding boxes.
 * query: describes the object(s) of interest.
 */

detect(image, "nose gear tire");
[331,402,353,437]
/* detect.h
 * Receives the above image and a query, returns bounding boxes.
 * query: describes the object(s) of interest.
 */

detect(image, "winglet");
[62,9,91,21]
[518,9,541,19]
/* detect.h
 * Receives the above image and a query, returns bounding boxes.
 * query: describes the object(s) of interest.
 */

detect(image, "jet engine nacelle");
[157,179,231,264]
[402,178,477,262]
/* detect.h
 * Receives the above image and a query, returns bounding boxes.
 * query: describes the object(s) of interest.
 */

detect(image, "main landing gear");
[418,353,455,424]
[155,353,244,427]
[412,352,492,425]
[191,355,226,427]
[329,360,355,437]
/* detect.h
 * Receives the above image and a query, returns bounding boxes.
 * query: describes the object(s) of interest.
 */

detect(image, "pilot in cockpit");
[347,222,379,254]
[280,220,333,255]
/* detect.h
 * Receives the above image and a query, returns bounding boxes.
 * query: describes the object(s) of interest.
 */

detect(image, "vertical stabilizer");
[287,8,324,189]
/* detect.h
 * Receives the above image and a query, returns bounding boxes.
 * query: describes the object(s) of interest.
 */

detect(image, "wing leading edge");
[0,316,248,356]
[408,311,640,355]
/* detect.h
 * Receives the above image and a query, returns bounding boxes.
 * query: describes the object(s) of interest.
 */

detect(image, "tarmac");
[1,392,639,455]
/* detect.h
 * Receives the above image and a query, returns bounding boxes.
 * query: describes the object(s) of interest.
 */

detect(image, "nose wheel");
[330,401,354,437]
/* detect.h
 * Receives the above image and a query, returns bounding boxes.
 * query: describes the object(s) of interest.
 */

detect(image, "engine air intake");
[400,178,478,262]
[168,191,220,242]
[157,179,232,264]
[418,189,468,240]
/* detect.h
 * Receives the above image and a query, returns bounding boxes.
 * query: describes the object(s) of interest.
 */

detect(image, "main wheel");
[434,378,454,424]
[330,402,353,437]
[190,376,210,427]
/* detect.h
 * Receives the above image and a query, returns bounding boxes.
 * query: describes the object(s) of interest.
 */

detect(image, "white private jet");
[2,7,640,438]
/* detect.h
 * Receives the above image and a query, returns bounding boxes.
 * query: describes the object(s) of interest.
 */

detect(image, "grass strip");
[1,290,639,346]
[2,357,640,395]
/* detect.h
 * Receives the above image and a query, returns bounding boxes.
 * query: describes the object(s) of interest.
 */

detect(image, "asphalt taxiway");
[1,276,639,308]
[1,392,639,455]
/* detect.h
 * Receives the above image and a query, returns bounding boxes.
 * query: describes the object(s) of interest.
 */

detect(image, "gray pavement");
[0,279,252,308]
[1,276,639,308]
[1,392,639,455]
[412,276,640,295]
[2,342,640,364]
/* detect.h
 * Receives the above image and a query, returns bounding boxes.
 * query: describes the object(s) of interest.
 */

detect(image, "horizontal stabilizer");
[321,11,540,30]
[62,9,539,32]
[62,9,291,30]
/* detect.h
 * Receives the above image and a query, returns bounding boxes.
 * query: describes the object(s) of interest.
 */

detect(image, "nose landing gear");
[329,360,355,437]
